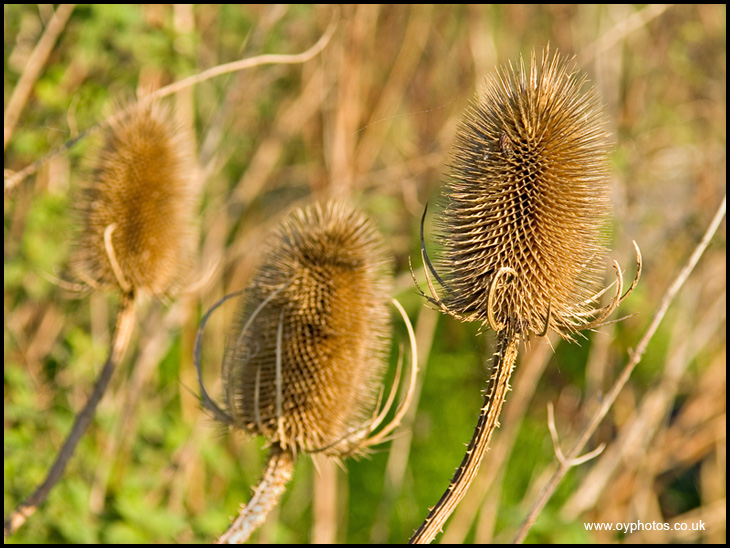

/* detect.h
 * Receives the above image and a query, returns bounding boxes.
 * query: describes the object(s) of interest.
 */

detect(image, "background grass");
[4,4,725,543]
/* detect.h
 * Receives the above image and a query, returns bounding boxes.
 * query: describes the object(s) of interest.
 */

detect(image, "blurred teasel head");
[72,99,197,298]
[222,200,396,457]
[422,48,635,340]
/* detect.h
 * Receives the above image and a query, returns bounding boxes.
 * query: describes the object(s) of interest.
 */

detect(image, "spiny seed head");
[437,48,611,339]
[223,200,393,456]
[72,99,197,297]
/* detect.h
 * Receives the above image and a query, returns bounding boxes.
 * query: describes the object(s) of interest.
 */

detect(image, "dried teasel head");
[221,200,399,457]
[71,99,197,297]
[418,48,640,339]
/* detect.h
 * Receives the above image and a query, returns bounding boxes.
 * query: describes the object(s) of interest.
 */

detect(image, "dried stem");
[216,444,296,544]
[512,195,726,543]
[4,4,76,150]
[409,332,520,544]
[4,295,136,539]
[579,4,672,64]
[146,9,337,106]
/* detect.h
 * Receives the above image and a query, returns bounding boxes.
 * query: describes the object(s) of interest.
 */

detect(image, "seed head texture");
[73,100,197,297]
[223,201,393,455]
[438,49,612,338]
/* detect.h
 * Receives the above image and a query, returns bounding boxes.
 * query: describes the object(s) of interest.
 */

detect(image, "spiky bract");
[223,201,393,456]
[438,49,611,338]
[73,100,196,296]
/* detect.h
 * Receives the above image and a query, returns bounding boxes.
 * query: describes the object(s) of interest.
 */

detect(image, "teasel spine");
[410,48,641,544]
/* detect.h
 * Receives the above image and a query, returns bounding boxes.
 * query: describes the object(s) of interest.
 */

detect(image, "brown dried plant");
[71,99,197,297]
[5,98,198,537]
[196,200,417,543]
[410,48,641,543]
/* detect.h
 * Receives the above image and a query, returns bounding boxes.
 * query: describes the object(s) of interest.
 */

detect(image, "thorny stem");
[217,444,296,544]
[409,332,520,544]
[4,295,136,539]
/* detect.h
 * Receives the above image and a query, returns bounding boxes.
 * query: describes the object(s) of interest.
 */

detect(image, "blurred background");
[4,4,725,543]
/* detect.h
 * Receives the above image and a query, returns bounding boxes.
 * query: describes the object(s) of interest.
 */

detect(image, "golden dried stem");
[409,332,520,544]
[4,4,76,149]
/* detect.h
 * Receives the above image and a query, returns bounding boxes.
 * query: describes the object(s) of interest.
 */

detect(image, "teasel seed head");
[434,49,613,339]
[222,200,394,456]
[72,99,197,297]
[409,49,642,543]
